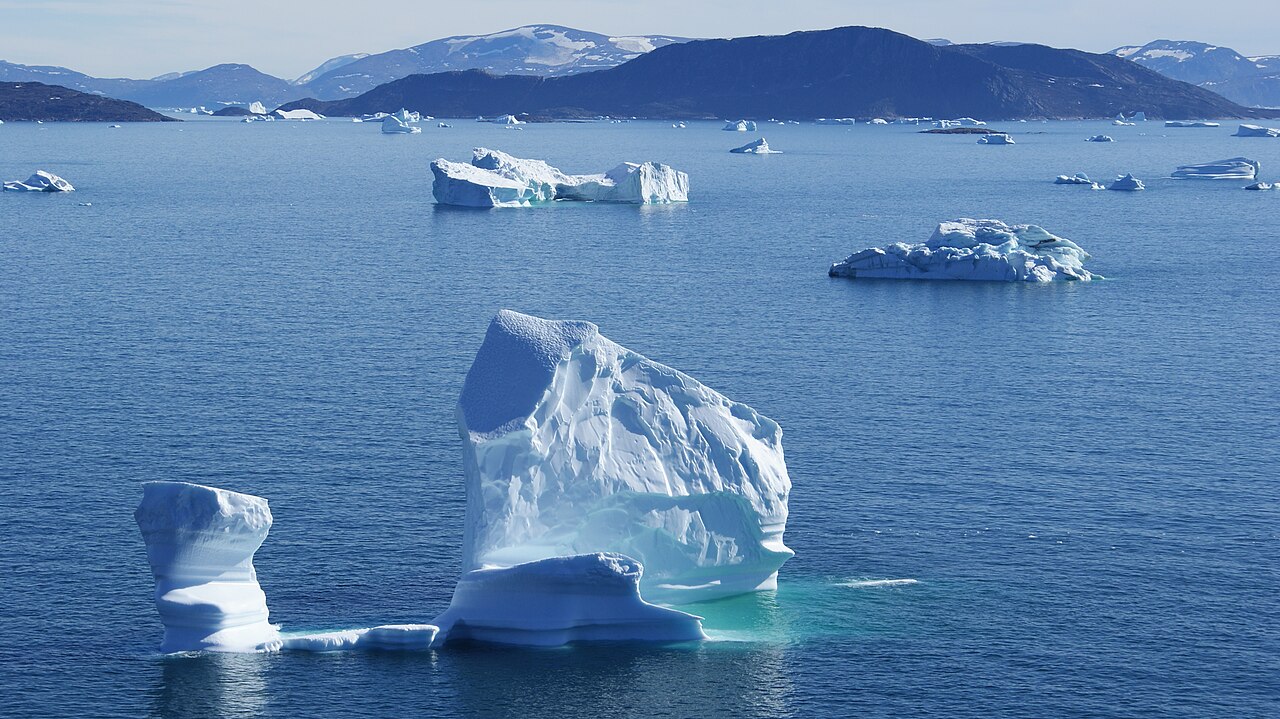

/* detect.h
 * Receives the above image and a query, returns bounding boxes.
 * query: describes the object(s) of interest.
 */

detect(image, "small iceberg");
[1171,157,1259,180]
[381,115,421,134]
[438,121,451,128]
[431,148,688,207]
[1234,124,1280,138]
[1165,120,1220,128]
[3,170,74,192]
[977,133,1014,145]
[272,108,323,120]
[869,118,889,125]
[1108,173,1145,191]
[1245,182,1275,190]
[817,118,856,125]
[1055,173,1104,189]
[722,119,757,132]
[828,218,1098,283]
[488,114,524,125]
[1086,134,1114,142]
[672,122,686,129]
[730,137,781,154]
[1113,120,1136,126]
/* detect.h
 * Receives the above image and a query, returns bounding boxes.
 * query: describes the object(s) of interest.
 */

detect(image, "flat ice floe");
[456,310,793,604]
[828,218,1098,282]
[431,148,688,207]
[1171,157,1260,180]
[4,171,74,192]
[272,109,323,120]
[1108,173,1146,191]
[730,137,781,154]
[977,133,1014,145]
[1234,124,1280,138]
[431,554,706,646]
[1165,120,1219,128]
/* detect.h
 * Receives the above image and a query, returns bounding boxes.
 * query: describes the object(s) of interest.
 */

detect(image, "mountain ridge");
[1110,39,1280,108]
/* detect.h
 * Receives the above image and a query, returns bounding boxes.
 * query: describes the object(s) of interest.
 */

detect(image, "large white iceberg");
[381,115,421,134]
[1171,157,1260,180]
[135,482,282,653]
[828,218,1097,283]
[1234,124,1280,138]
[3,170,74,192]
[272,108,323,120]
[456,310,793,603]
[977,133,1014,145]
[730,137,781,154]
[431,148,688,207]
[431,553,706,646]
[1165,120,1219,128]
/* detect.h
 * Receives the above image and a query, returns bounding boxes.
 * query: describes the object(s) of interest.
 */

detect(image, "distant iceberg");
[1055,173,1104,189]
[1113,120,1136,126]
[869,118,889,125]
[431,554,705,647]
[828,218,1098,282]
[1244,182,1275,190]
[1108,173,1145,191]
[432,148,688,207]
[487,114,524,125]
[381,115,421,134]
[1165,120,1220,128]
[977,133,1014,145]
[1086,134,1114,142]
[272,108,323,120]
[3,171,74,192]
[817,118,857,125]
[392,108,421,123]
[722,119,757,132]
[248,101,266,115]
[730,137,781,154]
[1171,157,1259,180]
[1234,124,1280,138]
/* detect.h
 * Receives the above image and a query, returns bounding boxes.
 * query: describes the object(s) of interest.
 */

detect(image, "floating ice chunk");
[672,122,686,128]
[431,158,550,207]
[1234,124,1280,138]
[869,118,888,125]
[1086,134,1114,142]
[456,310,793,603]
[272,109,323,120]
[1113,120,1136,126]
[977,133,1014,145]
[392,108,420,123]
[729,137,781,154]
[1165,120,1220,128]
[432,149,688,207]
[438,122,451,128]
[1055,173,1104,189]
[560,161,690,204]
[828,218,1098,282]
[431,554,706,647]
[1245,182,1275,190]
[280,625,438,652]
[488,114,524,125]
[722,120,757,132]
[1171,157,1259,180]
[1109,173,1145,191]
[135,482,281,653]
[817,118,856,125]
[248,101,266,115]
[381,115,421,134]
[3,170,74,192]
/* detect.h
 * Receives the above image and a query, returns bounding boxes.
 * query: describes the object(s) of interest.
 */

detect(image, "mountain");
[1111,40,1280,108]
[293,53,369,85]
[119,64,296,107]
[0,60,149,100]
[283,26,1270,121]
[0,82,176,121]
[298,25,689,99]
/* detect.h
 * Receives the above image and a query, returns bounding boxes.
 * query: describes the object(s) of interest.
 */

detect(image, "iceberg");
[1086,134,1114,142]
[1055,173,1104,189]
[455,310,793,603]
[1113,120,1136,126]
[3,171,74,192]
[135,482,281,653]
[817,118,856,125]
[869,118,889,125]
[248,101,266,115]
[272,109,323,120]
[381,115,421,134]
[977,133,1014,145]
[431,554,706,647]
[431,148,688,207]
[729,137,781,154]
[828,218,1097,283]
[392,108,420,123]
[1171,157,1260,180]
[438,122,451,128]
[1108,173,1145,191]
[1234,124,1280,138]
[488,114,524,125]
[1245,182,1275,190]
[1165,120,1219,128]
[722,120,757,132]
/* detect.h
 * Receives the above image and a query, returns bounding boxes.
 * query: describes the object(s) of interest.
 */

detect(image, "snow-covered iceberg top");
[456,310,793,603]
[977,133,1014,144]
[1086,134,1114,142]
[1055,173,1104,189]
[272,108,323,120]
[1165,120,1219,128]
[432,553,706,646]
[1234,124,1280,138]
[1109,173,1145,191]
[828,218,1098,283]
[730,137,781,154]
[432,148,688,207]
[382,115,421,134]
[3,171,74,192]
[722,120,757,132]
[1171,157,1260,180]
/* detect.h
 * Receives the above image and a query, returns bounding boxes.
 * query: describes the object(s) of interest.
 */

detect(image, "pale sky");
[2,0,1277,80]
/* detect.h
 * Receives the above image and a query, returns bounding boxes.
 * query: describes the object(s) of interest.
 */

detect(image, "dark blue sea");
[2,117,1277,718]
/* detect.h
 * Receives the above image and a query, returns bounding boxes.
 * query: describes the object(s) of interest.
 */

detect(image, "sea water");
[1,118,1277,718]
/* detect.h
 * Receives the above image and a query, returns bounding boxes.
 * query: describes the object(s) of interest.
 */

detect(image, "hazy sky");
[2,0,1277,80]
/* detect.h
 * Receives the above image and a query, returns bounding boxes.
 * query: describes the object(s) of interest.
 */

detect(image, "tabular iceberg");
[1234,124,1280,138]
[828,218,1098,283]
[431,148,688,207]
[1055,173,1104,189]
[1165,120,1219,128]
[3,171,74,192]
[1108,173,1146,191]
[272,109,324,120]
[1086,134,1114,142]
[135,482,282,653]
[1171,157,1260,180]
[730,137,781,154]
[382,115,421,134]
[456,310,793,604]
[431,554,706,646]
[977,133,1014,145]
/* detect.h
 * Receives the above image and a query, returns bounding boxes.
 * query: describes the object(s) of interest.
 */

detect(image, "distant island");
[280,26,1275,121]
[0,82,176,122]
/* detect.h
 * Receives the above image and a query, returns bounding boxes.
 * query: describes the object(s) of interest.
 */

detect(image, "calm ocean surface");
[1,117,1278,718]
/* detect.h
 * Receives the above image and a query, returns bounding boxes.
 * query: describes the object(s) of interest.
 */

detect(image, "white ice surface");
[1234,124,1280,138]
[730,138,781,154]
[977,133,1014,145]
[3,170,73,192]
[1171,157,1260,180]
[381,115,421,134]
[272,109,323,120]
[1165,120,1219,128]
[1109,173,1146,191]
[1054,173,1104,189]
[722,120,757,132]
[828,218,1098,282]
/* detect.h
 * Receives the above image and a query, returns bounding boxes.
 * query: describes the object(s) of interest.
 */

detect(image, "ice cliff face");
[135,482,281,653]
[829,218,1097,282]
[456,310,793,603]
